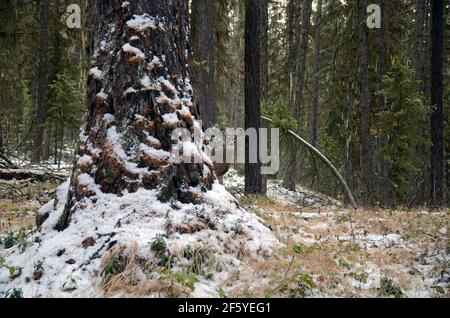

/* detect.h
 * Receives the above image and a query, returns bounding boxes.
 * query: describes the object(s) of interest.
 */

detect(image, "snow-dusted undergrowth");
[0,178,280,297]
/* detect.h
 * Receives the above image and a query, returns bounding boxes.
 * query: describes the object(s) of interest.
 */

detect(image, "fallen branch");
[262,115,358,210]
[0,168,66,181]
[0,153,18,169]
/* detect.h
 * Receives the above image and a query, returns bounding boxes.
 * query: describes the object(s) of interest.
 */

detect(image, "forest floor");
[0,169,448,298]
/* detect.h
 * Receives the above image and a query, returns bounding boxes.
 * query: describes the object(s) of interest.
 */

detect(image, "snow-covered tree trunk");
[56,0,216,230]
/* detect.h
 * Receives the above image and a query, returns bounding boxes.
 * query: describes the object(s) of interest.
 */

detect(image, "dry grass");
[234,195,449,298]
[0,180,60,233]
[1,176,448,298]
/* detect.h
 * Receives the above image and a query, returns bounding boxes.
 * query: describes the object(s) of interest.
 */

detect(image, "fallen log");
[0,168,67,181]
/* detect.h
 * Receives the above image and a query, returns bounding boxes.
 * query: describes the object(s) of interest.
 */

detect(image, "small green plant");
[150,235,167,256]
[101,254,128,284]
[352,272,369,284]
[431,285,445,295]
[174,271,197,291]
[1,228,27,252]
[379,277,406,298]
[293,243,313,255]
[0,256,21,280]
[334,213,350,224]
[338,258,352,270]
[218,288,227,298]
[183,246,215,275]
[266,272,315,298]
[33,260,44,281]
[34,260,44,272]
[4,288,23,298]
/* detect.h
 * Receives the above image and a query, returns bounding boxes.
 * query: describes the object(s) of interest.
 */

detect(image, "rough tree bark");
[359,0,374,206]
[287,0,299,107]
[430,0,444,205]
[414,0,427,95]
[191,0,216,129]
[31,0,49,163]
[57,0,216,231]
[377,0,390,206]
[309,0,322,148]
[284,0,312,191]
[413,0,428,205]
[244,0,263,194]
[260,0,269,195]
[260,0,269,103]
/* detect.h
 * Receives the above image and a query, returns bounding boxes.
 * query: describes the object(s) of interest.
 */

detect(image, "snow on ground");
[222,169,449,298]
[0,169,448,298]
[0,171,279,298]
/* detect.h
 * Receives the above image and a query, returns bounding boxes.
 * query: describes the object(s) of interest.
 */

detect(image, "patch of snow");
[89,67,103,80]
[96,90,108,100]
[148,56,162,71]
[139,144,170,160]
[162,113,180,125]
[126,14,164,32]
[124,87,137,95]
[122,43,145,59]
[77,155,93,166]
[103,114,115,125]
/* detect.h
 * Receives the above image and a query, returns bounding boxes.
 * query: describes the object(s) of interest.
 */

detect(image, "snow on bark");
[0,1,279,298]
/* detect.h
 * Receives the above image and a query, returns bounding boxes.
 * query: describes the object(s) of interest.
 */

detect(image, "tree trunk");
[414,0,427,94]
[283,0,312,191]
[292,0,312,122]
[191,0,216,129]
[57,0,216,231]
[413,0,428,205]
[359,0,374,206]
[244,0,263,194]
[377,0,390,206]
[309,0,322,148]
[31,0,49,163]
[430,0,444,205]
[260,0,269,195]
[287,0,299,109]
[260,0,269,103]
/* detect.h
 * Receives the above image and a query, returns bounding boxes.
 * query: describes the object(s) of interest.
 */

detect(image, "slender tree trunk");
[309,0,322,148]
[413,0,428,205]
[191,0,216,129]
[31,0,49,163]
[359,0,374,206]
[260,0,269,103]
[377,0,390,206]
[57,0,216,230]
[244,0,263,194]
[414,0,427,94]
[284,0,312,191]
[292,0,312,122]
[260,0,269,195]
[430,0,444,205]
[287,0,299,109]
